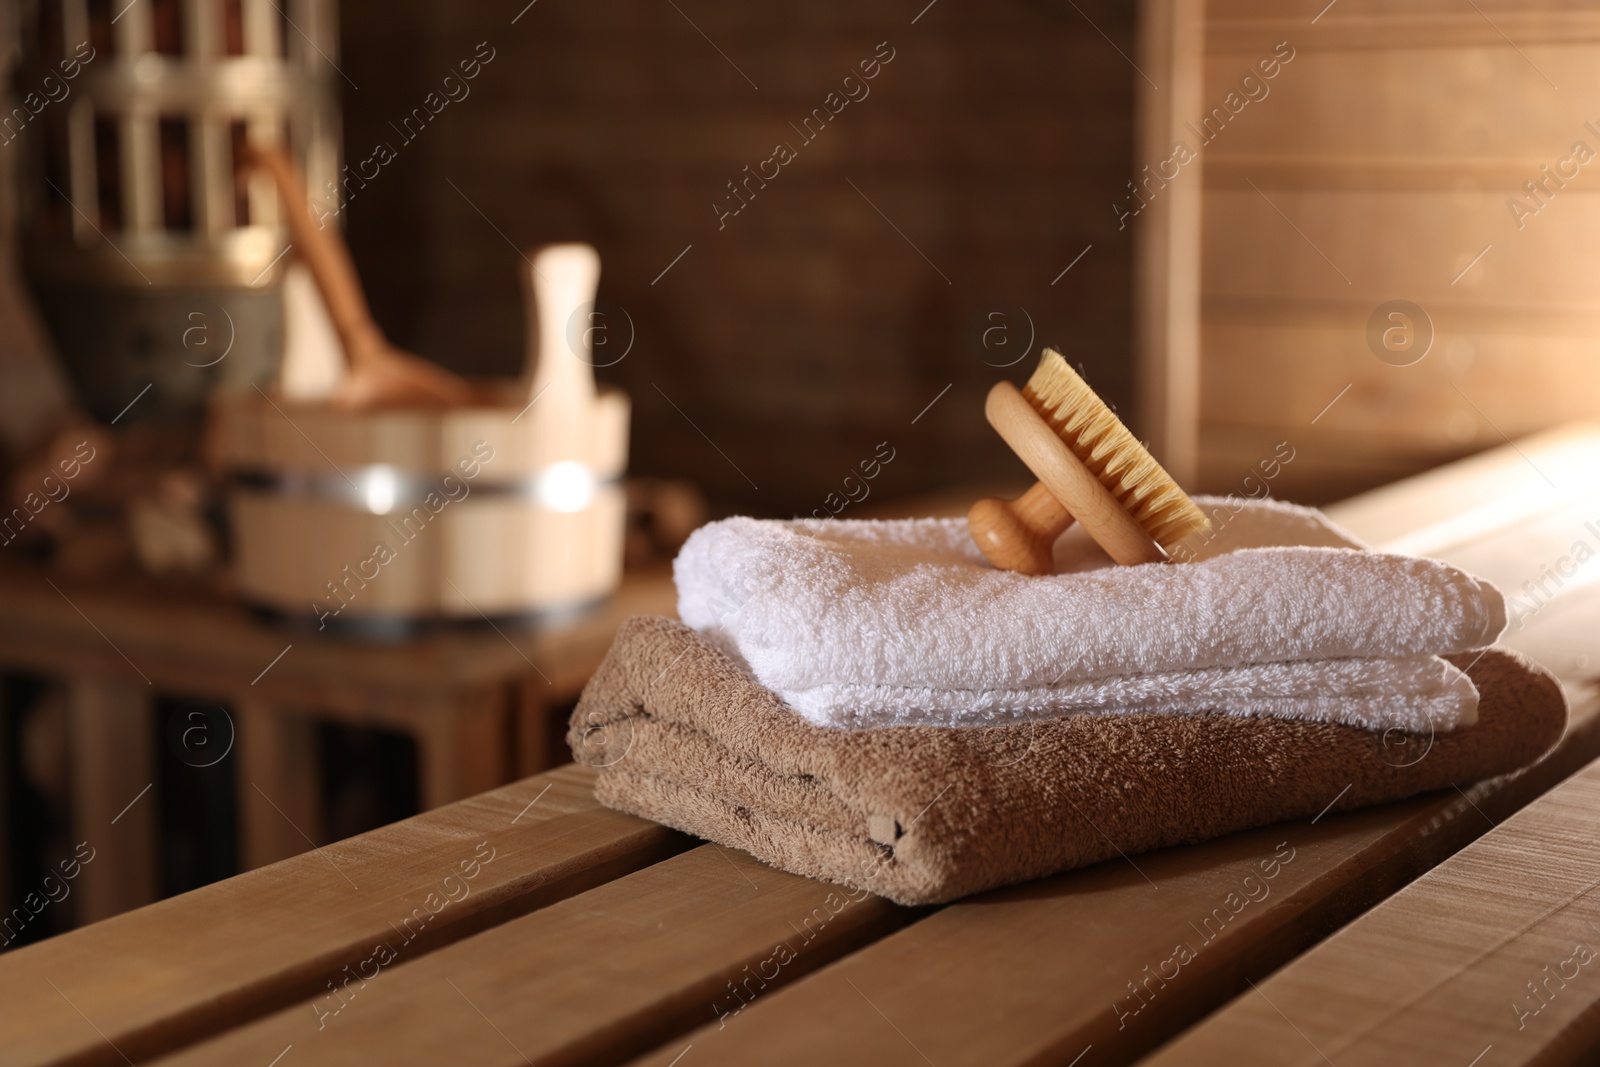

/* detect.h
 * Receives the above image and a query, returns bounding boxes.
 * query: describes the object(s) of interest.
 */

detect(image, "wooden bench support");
[235,700,324,872]
[66,677,158,924]
[417,687,510,812]
[515,674,558,777]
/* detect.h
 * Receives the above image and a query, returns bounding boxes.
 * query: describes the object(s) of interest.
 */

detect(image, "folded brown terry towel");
[568,616,1567,905]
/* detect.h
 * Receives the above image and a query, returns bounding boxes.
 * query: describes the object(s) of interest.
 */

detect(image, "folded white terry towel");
[674,497,1507,733]
[782,655,1476,733]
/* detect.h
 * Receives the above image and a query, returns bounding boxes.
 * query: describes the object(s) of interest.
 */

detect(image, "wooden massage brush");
[246,144,476,409]
[968,349,1210,573]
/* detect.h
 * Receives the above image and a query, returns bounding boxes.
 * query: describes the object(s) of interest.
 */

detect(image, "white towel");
[782,656,1479,733]
[674,497,1507,732]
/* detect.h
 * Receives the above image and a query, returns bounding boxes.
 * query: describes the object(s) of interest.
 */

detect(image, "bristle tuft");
[1022,349,1210,551]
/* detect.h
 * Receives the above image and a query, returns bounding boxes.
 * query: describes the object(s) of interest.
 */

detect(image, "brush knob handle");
[968,483,1074,575]
[981,381,1165,568]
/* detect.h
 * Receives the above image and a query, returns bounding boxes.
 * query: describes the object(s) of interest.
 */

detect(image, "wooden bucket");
[212,382,629,629]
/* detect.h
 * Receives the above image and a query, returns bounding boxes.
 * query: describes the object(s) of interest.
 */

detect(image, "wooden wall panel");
[1203,192,1600,306]
[1198,0,1600,502]
[1134,0,1206,485]
[337,0,1140,515]
[0,12,74,454]
[1200,319,1600,502]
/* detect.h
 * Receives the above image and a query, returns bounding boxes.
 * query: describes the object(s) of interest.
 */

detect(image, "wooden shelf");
[0,561,675,921]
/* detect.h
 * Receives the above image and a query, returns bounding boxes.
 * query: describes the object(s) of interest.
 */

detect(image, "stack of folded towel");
[570,497,1567,905]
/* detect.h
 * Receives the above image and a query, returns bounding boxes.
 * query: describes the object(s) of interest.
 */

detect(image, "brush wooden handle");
[978,381,1165,568]
[967,483,1074,575]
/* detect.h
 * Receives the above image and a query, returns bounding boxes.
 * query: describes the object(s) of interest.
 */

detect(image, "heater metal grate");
[19,0,339,287]
[14,0,342,421]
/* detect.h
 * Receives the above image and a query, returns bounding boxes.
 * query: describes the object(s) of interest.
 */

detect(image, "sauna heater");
[14,0,339,423]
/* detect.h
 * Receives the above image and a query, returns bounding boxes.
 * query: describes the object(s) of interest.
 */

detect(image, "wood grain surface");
[1143,757,1600,1067]
[148,846,913,1067]
[0,766,687,1067]
[1197,1,1600,502]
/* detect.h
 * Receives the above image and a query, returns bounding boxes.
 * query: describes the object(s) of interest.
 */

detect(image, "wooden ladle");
[246,144,476,409]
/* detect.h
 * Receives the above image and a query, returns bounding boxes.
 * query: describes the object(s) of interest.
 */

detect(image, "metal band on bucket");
[232,462,622,514]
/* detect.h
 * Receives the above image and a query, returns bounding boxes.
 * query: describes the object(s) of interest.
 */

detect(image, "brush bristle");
[1022,349,1210,551]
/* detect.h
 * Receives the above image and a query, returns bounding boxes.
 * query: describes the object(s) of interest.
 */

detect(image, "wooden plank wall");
[335,0,1139,515]
[1134,0,1207,486]
[1198,0,1600,504]
[0,10,73,454]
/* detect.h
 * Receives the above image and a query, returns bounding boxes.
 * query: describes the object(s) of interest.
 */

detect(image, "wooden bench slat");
[0,765,687,1067]
[146,845,911,1067]
[1323,422,1600,557]
[1430,494,1600,613]
[1143,756,1600,1067]
[620,726,1600,1067]
[1398,489,1600,688]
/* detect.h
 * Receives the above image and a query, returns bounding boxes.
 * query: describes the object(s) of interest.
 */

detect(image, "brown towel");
[568,616,1567,905]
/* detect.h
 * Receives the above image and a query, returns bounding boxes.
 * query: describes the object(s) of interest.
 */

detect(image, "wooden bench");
[5,424,1600,1066]
[1145,754,1600,1066]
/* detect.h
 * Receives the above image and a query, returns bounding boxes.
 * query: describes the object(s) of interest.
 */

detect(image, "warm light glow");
[538,461,596,513]
[361,466,399,515]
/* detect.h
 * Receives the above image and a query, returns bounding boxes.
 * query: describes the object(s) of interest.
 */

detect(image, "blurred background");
[1,0,1595,943]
